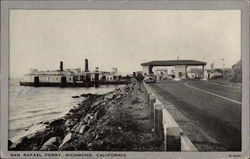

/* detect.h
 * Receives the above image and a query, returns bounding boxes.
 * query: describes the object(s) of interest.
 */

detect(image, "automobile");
[144,74,157,83]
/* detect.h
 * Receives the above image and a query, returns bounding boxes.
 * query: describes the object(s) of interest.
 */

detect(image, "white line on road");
[184,82,242,105]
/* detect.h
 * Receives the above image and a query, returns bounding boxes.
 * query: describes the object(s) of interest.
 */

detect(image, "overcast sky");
[10,10,241,77]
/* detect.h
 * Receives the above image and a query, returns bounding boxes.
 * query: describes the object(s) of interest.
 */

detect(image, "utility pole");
[221,58,225,76]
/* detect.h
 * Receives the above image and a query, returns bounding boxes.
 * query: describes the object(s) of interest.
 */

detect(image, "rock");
[87,143,92,147]
[86,93,93,96]
[91,100,103,108]
[72,95,80,98]
[52,126,65,137]
[116,95,122,99]
[59,133,72,149]
[85,125,90,132]
[82,114,92,124]
[105,94,114,100]
[86,93,101,99]
[120,89,127,95]
[40,137,58,151]
[79,125,86,134]
[71,122,81,133]
[40,131,57,145]
[43,121,49,125]
[49,119,65,127]
[45,127,51,131]
[80,94,87,97]
[80,93,98,98]
[11,137,29,150]
[66,127,71,132]
[87,117,96,126]
[95,107,106,120]
[65,119,71,126]
[75,105,81,109]
[65,119,74,127]
[25,128,29,131]
[86,119,92,126]
[32,146,40,151]
[10,83,142,151]
[69,108,78,113]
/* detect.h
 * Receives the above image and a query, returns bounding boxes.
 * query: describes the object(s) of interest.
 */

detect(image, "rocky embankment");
[9,83,158,151]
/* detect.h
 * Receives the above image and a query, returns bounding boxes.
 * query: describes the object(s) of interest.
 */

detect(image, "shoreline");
[9,83,121,143]
[9,89,116,150]
[9,82,159,151]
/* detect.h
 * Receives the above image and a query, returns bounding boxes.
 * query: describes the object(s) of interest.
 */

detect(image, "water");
[9,78,118,141]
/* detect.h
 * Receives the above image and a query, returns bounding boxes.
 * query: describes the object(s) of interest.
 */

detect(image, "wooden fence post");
[149,95,156,118]
[143,82,197,152]
[147,93,151,112]
[154,100,164,142]
[166,127,181,151]
[162,109,181,151]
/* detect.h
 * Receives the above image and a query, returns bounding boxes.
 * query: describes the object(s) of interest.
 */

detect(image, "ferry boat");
[19,59,130,87]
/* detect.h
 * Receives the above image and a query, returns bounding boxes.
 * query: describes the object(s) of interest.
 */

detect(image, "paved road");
[149,80,241,151]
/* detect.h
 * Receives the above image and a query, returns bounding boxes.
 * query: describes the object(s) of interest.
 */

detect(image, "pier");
[20,59,131,87]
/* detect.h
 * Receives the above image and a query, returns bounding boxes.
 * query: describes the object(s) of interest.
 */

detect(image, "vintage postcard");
[1,0,249,159]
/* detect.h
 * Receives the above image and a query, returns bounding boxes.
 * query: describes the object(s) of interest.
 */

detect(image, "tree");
[210,63,214,70]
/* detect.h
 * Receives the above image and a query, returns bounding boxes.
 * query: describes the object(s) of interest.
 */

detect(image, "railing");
[143,82,198,151]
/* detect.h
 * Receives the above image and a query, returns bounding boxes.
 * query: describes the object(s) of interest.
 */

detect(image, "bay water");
[9,78,118,142]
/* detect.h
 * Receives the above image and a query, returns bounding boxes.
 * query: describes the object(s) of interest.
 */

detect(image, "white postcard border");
[1,1,249,159]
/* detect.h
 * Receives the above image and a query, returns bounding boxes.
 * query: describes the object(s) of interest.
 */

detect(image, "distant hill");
[223,60,242,83]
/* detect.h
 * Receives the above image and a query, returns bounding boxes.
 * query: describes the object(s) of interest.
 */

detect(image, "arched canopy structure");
[141,60,207,80]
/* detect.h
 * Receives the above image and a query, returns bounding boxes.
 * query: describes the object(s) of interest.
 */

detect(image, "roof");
[141,60,207,66]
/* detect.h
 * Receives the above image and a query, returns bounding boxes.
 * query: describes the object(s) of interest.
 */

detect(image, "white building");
[141,60,207,80]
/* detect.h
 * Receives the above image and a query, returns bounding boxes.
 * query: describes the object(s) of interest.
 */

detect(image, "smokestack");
[85,59,89,72]
[60,61,63,71]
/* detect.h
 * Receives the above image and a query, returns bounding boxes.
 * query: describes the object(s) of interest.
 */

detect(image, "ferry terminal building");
[141,60,207,80]
[21,59,124,87]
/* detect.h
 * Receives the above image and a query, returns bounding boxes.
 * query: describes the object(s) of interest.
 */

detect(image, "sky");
[10,10,241,77]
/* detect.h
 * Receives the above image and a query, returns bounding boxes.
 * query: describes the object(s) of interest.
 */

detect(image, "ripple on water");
[9,79,119,140]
